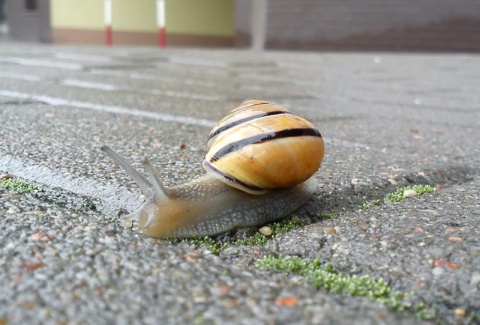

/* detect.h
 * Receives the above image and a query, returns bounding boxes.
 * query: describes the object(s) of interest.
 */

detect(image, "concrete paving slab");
[1,40,479,324]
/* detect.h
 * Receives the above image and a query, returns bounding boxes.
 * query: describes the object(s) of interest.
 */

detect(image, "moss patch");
[168,236,227,255]
[0,178,44,194]
[362,199,382,210]
[386,185,435,203]
[361,185,436,209]
[233,214,340,246]
[234,217,307,246]
[168,218,310,253]
[0,176,98,212]
[168,211,343,252]
[318,212,339,219]
[81,197,97,211]
[257,255,436,319]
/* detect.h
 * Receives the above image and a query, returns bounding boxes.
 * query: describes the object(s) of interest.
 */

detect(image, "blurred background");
[1,0,480,52]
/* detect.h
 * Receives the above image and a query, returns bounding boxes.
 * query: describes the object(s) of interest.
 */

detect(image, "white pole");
[104,0,112,46]
[251,0,268,51]
[156,0,166,47]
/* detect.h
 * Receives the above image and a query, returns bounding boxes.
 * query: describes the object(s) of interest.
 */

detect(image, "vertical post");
[156,0,166,48]
[251,0,268,51]
[104,0,112,46]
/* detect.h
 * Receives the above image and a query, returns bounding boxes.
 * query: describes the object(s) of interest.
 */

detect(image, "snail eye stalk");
[100,146,152,196]
[141,157,169,203]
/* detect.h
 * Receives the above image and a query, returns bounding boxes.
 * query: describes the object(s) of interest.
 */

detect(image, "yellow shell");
[202,100,325,195]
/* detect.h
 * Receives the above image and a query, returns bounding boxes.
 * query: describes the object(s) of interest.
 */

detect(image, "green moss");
[414,304,438,321]
[362,199,382,210]
[362,185,436,209]
[468,312,478,323]
[166,213,339,252]
[362,200,382,210]
[257,255,435,318]
[105,215,118,224]
[233,233,268,246]
[0,178,44,194]
[168,236,226,255]
[1,177,99,213]
[81,198,97,211]
[318,212,339,219]
[386,185,435,203]
[234,217,307,246]
[166,217,312,252]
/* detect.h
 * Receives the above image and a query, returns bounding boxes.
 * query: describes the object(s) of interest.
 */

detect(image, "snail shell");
[101,100,324,238]
[203,100,324,194]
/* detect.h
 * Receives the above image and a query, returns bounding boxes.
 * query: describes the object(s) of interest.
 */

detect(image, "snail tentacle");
[100,145,151,196]
[141,157,169,203]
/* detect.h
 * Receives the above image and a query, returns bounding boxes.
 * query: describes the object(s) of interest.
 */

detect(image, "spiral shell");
[202,100,325,195]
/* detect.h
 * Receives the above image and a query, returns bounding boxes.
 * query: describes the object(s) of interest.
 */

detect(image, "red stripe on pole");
[105,25,113,47]
[158,27,166,48]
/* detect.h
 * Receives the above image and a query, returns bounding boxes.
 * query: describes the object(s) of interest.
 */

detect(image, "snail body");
[102,100,324,238]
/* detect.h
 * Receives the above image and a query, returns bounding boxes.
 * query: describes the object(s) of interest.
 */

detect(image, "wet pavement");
[1,39,479,324]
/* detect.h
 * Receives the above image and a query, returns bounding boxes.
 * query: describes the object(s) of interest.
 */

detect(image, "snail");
[101,100,324,238]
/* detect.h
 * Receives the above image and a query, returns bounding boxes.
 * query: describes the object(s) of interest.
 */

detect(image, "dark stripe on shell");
[208,110,290,140]
[202,159,265,193]
[210,128,322,162]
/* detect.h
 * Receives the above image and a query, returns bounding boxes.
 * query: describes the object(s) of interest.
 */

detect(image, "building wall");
[112,0,157,33]
[236,0,480,51]
[166,0,234,46]
[51,0,103,30]
[167,0,234,37]
[51,0,234,46]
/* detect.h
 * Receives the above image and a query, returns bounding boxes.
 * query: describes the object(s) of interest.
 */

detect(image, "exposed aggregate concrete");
[1,41,479,324]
